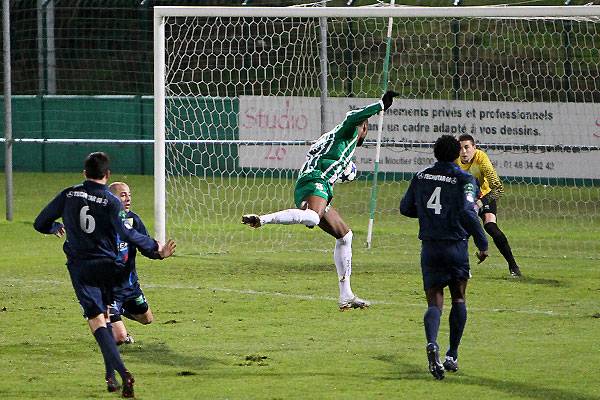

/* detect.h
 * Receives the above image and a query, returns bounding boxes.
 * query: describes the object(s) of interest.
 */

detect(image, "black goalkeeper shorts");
[478,194,497,218]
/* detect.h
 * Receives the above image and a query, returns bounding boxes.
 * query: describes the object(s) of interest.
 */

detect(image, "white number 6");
[79,206,96,233]
[427,186,442,215]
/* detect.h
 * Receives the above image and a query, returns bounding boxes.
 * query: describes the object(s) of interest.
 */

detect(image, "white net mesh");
[161,9,600,258]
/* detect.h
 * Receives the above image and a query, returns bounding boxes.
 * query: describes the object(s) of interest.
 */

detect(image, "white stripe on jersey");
[299,126,338,176]
[321,135,358,183]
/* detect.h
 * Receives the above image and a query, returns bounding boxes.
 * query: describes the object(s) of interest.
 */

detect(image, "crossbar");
[154,6,600,19]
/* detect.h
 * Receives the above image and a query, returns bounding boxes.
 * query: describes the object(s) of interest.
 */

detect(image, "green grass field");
[1,172,599,400]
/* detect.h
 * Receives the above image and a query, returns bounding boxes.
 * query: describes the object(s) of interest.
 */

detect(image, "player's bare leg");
[111,320,130,345]
[122,308,153,344]
[109,304,146,345]
[319,207,370,311]
[131,309,153,325]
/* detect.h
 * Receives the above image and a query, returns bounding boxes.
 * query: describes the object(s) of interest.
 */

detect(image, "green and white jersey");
[297,100,383,184]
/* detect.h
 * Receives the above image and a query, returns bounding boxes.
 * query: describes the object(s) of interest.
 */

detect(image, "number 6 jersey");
[34,180,157,263]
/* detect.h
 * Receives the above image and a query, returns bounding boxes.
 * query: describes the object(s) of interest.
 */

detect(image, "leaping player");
[242,91,399,311]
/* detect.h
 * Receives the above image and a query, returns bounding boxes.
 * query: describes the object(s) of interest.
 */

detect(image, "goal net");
[155,6,600,259]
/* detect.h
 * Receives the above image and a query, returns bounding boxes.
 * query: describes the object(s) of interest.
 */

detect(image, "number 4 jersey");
[34,180,157,263]
[400,161,488,251]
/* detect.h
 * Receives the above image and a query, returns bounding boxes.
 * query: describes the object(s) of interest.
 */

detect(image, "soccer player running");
[34,152,172,397]
[108,181,176,345]
[400,135,489,380]
[242,90,399,310]
[456,134,522,277]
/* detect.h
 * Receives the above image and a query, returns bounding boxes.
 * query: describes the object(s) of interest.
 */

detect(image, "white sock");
[259,208,320,227]
[334,230,354,300]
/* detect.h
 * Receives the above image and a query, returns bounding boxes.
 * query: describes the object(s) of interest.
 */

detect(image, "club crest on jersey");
[123,218,134,230]
[315,183,324,191]
[464,183,476,195]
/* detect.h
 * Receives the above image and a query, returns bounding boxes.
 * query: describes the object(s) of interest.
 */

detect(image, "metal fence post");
[452,0,462,100]
[3,0,13,221]
[563,0,575,102]
[319,0,328,133]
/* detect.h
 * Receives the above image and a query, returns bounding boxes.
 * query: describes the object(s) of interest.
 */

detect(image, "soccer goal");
[154,5,600,258]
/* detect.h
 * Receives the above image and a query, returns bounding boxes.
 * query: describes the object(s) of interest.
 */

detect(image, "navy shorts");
[66,258,120,319]
[421,240,470,290]
[111,278,148,320]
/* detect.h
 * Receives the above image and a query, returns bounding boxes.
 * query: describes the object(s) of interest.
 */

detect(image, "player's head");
[433,135,461,162]
[357,120,369,147]
[109,181,131,211]
[458,134,477,163]
[84,152,111,181]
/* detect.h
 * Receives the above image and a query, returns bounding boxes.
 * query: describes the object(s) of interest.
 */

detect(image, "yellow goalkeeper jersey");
[455,149,504,199]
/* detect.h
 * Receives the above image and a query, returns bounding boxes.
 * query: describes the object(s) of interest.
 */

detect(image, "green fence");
[0,95,237,175]
[0,95,154,174]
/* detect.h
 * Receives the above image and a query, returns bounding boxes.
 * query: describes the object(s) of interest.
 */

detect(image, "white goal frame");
[153,5,600,244]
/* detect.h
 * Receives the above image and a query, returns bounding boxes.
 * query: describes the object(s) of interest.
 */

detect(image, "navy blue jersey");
[34,180,158,262]
[400,161,488,251]
[117,210,162,286]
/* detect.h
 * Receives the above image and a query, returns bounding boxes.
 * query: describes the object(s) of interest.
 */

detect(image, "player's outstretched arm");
[110,203,158,255]
[157,239,177,259]
[133,215,175,260]
[342,90,399,129]
[381,90,400,111]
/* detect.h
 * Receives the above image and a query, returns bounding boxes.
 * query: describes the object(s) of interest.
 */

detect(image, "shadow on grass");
[374,354,596,400]
[488,275,565,287]
[121,341,221,371]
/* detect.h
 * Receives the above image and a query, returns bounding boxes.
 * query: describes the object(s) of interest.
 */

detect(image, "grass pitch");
[0,172,598,400]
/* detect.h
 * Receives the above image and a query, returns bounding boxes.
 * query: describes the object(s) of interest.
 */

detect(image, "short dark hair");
[84,152,110,179]
[433,135,460,162]
[458,134,475,144]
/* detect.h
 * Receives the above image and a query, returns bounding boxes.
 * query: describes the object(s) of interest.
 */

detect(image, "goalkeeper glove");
[381,90,400,111]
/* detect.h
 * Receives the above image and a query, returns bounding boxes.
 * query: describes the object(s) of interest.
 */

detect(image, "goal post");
[154,5,600,258]
[154,11,167,245]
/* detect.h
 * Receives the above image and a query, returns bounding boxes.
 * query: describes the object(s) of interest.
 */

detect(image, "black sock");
[424,306,442,345]
[104,324,116,379]
[448,302,467,359]
[484,222,518,268]
[93,326,127,380]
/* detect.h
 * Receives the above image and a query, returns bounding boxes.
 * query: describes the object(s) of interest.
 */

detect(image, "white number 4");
[427,186,442,215]
[79,206,96,233]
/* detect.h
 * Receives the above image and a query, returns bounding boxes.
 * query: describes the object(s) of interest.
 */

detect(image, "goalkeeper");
[242,90,399,310]
[456,134,522,277]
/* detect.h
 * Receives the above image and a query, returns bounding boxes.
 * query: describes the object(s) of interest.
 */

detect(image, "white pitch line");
[4,278,559,316]
[144,283,559,316]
